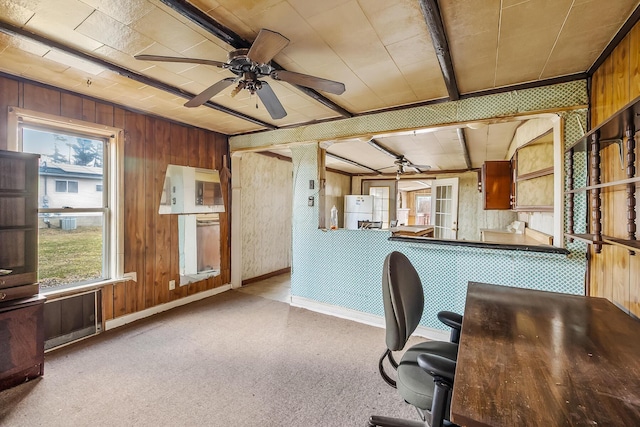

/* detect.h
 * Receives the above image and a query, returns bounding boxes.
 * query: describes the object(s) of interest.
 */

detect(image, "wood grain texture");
[591,66,604,128]
[22,83,60,115]
[631,251,640,317]
[611,245,630,312]
[95,102,114,127]
[588,21,640,313]
[612,35,630,111]
[154,119,171,306]
[452,282,640,427]
[60,93,83,120]
[102,284,114,321]
[144,117,157,309]
[631,23,640,101]
[602,55,615,120]
[82,99,96,123]
[113,282,126,317]
[0,296,45,391]
[124,112,146,315]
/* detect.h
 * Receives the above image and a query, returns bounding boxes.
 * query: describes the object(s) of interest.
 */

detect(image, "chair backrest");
[382,251,424,351]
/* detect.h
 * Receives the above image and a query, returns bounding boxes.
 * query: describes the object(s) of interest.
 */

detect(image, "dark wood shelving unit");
[565,95,639,255]
[0,149,44,391]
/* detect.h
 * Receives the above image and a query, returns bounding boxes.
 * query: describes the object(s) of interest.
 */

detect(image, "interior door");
[430,178,459,239]
[362,180,397,229]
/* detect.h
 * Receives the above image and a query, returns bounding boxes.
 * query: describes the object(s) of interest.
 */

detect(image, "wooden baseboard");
[242,267,291,286]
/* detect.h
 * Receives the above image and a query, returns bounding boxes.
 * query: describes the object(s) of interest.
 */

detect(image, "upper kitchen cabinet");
[482,160,512,210]
[512,131,554,212]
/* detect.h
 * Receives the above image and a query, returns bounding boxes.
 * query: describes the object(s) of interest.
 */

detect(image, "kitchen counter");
[481,227,553,246]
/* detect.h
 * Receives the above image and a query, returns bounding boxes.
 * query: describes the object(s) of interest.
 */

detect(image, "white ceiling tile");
[361,0,427,47]
[75,9,156,55]
[131,7,207,54]
[79,0,155,25]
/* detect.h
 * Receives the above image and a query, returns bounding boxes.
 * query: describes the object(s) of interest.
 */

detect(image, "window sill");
[40,277,128,300]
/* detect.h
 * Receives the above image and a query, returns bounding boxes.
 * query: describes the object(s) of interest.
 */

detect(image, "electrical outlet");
[169,279,176,290]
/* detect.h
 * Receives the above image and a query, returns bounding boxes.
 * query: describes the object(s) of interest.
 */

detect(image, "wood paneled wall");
[589,20,640,317]
[0,75,230,321]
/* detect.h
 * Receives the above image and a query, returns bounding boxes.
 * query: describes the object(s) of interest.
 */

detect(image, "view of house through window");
[21,126,107,291]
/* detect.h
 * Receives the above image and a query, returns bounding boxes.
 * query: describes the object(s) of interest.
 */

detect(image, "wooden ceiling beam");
[159,0,353,119]
[0,21,277,130]
[418,0,460,101]
[457,128,472,170]
[326,153,381,174]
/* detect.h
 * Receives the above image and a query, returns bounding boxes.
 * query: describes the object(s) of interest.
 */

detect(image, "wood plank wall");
[0,75,231,321]
[589,21,640,317]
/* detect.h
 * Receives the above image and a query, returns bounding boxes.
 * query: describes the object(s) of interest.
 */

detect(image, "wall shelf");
[602,236,640,252]
[564,177,640,193]
[565,95,640,154]
[564,95,639,254]
[564,233,605,245]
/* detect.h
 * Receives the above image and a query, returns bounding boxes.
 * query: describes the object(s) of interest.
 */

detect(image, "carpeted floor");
[0,288,420,426]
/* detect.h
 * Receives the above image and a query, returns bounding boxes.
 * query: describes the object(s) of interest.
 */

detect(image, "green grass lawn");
[38,226,103,288]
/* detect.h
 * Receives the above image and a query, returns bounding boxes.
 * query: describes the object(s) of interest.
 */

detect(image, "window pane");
[22,127,104,209]
[38,212,104,290]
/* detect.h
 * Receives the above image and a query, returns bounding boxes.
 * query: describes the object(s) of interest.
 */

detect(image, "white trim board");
[105,284,232,331]
[290,295,450,342]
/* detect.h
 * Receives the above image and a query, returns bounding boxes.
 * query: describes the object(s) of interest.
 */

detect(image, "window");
[55,180,79,193]
[9,108,122,293]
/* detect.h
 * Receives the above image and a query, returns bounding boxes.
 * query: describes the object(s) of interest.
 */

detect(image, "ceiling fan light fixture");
[134,28,345,120]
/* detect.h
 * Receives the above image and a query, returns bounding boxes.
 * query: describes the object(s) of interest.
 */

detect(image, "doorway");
[431,178,459,239]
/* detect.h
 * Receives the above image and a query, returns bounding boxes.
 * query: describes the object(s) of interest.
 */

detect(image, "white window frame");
[7,107,124,294]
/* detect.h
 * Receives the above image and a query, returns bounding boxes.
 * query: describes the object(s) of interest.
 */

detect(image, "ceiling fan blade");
[247,29,289,65]
[184,78,236,108]
[135,54,226,68]
[256,81,287,120]
[407,164,432,172]
[271,70,345,95]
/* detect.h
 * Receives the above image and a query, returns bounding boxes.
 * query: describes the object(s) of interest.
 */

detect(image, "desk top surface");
[451,282,640,427]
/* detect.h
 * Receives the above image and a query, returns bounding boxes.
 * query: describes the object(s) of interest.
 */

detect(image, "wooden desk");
[451,282,640,427]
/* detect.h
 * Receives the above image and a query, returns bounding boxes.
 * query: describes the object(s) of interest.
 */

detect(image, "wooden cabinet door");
[482,161,511,210]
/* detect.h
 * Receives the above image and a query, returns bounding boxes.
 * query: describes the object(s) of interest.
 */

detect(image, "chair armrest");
[437,311,463,330]
[417,353,456,384]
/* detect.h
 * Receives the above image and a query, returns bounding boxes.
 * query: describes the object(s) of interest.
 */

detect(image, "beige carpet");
[0,290,419,426]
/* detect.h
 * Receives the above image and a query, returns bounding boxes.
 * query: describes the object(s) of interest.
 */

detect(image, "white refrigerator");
[344,195,374,229]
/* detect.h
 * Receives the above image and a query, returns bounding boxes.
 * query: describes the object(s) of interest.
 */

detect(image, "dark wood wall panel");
[124,112,147,315]
[0,74,230,321]
[22,84,60,115]
[589,20,640,317]
[60,93,83,120]
[143,117,157,308]
[154,118,171,306]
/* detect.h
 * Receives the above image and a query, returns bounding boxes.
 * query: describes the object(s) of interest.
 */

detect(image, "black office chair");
[368,251,460,427]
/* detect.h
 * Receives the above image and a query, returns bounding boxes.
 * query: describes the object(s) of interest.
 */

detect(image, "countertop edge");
[388,236,570,254]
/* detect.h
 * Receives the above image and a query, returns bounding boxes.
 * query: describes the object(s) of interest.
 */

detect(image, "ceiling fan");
[135,29,346,120]
[394,156,431,179]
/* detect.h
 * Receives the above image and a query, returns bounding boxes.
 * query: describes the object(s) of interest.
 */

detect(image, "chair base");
[367,415,425,427]
[367,415,459,427]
